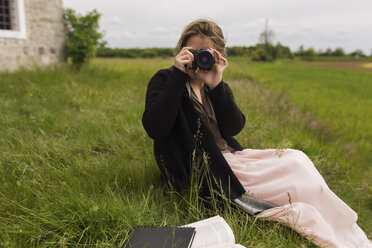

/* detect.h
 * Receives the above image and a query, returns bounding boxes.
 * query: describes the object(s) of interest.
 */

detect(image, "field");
[0,57,371,247]
[300,61,372,71]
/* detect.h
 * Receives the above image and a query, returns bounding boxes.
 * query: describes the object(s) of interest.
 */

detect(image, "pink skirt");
[223,148,371,248]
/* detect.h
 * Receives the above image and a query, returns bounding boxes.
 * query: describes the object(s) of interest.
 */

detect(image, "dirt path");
[299,61,372,72]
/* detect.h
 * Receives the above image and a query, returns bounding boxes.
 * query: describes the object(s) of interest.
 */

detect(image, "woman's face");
[185,35,215,81]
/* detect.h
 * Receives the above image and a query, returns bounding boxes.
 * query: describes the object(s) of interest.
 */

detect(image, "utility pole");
[264,19,269,45]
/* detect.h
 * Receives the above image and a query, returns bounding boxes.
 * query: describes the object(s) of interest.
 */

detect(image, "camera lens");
[196,49,214,70]
[200,55,210,64]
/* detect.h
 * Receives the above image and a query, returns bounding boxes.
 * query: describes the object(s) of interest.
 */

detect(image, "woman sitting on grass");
[142,19,371,248]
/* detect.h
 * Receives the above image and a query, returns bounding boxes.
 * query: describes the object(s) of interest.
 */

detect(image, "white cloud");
[102,16,127,26]
[63,0,372,54]
[106,30,142,39]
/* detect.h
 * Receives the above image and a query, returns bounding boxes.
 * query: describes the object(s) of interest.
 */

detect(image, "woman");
[142,19,371,248]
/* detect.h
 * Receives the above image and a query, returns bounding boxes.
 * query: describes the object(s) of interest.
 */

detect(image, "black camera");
[189,47,215,70]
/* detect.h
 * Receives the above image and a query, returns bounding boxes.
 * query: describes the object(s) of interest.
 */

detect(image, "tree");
[295,46,316,58]
[349,49,365,58]
[319,48,333,56]
[332,47,345,56]
[275,42,293,59]
[297,45,304,55]
[64,9,105,71]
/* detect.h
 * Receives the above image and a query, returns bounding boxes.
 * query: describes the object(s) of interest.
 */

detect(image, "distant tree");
[96,47,174,58]
[325,48,333,56]
[64,8,105,71]
[295,46,316,58]
[332,47,345,56]
[140,49,157,58]
[227,46,251,57]
[320,48,333,56]
[273,42,293,59]
[248,45,270,61]
[349,49,365,58]
[298,45,304,54]
[304,47,316,57]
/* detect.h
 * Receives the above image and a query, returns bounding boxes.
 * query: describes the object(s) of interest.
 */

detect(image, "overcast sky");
[63,0,372,54]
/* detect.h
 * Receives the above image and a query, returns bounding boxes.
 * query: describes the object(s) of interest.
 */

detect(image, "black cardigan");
[142,66,246,199]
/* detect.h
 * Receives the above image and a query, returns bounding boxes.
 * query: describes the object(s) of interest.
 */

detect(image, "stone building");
[0,0,65,71]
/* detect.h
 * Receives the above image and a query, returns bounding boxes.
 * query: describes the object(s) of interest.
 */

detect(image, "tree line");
[63,9,371,71]
[294,46,369,58]
[96,45,371,60]
[96,43,294,61]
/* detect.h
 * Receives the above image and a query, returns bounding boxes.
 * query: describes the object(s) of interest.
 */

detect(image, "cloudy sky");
[63,0,372,54]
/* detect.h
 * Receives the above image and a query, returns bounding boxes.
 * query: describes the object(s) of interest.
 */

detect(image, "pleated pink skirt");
[223,148,371,248]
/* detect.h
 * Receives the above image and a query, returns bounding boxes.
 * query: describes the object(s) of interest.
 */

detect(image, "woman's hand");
[195,48,228,89]
[174,47,194,74]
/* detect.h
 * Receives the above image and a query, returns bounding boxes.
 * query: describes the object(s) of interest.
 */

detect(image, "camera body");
[189,47,215,70]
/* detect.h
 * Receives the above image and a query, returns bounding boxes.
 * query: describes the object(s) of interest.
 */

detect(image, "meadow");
[0,57,371,247]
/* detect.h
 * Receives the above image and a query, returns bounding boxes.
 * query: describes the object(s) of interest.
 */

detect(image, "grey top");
[186,82,229,153]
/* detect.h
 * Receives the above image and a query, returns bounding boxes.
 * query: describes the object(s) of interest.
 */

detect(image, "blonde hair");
[174,19,226,56]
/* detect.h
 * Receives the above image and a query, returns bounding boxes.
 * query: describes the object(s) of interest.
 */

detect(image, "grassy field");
[233,59,372,181]
[0,57,371,247]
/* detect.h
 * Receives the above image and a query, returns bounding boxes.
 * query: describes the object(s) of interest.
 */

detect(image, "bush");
[349,49,366,58]
[95,45,293,62]
[332,47,345,56]
[96,47,174,58]
[274,43,293,59]
[64,9,104,71]
[295,46,317,58]
[319,48,333,57]
[226,46,251,57]
[251,46,269,61]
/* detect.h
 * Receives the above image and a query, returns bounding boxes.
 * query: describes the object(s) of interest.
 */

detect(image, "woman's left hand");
[195,48,228,89]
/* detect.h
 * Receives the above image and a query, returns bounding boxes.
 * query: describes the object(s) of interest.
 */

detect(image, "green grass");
[295,56,372,62]
[227,57,372,236]
[0,58,370,247]
[232,59,372,179]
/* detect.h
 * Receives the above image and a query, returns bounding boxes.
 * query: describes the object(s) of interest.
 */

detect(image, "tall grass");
[226,57,372,234]
[233,60,372,179]
[0,58,370,247]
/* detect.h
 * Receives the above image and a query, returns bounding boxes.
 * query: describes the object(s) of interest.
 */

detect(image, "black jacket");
[142,66,246,199]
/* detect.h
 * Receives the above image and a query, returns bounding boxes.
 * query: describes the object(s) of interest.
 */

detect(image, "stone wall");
[0,0,65,71]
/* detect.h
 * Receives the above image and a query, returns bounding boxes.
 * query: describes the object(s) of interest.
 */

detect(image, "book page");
[182,216,235,248]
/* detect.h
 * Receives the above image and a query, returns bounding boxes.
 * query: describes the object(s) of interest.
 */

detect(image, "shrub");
[140,49,158,58]
[332,47,345,56]
[64,8,104,71]
[349,49,366,58]
[295,46,317,59]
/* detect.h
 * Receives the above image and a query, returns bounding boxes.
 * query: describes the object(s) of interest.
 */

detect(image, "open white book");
[181,215,246,248]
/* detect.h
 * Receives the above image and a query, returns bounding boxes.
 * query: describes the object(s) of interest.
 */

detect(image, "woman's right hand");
[174,47,194,74]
